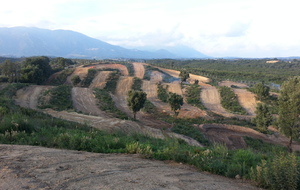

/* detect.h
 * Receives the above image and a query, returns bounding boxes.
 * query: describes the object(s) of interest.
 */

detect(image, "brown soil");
[89,71,113,89]
[219,81,258,116]
[132,62,145,79]
[0,145,260,190]
[199,124,300,151]
[65,66,90,85]
[14,85,53,109]
[200,85,235,118]
[72,87,108,117]
[94,64,129,76]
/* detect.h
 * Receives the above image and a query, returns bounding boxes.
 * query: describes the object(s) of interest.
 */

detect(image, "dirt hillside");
[132,62,145,79]
[89,71,113,89]
[0,145,260,190]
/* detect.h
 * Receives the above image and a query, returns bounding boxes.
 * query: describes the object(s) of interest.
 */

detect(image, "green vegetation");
[50,57,76,71]
[48,68,74,85]
[127,90,147,119]
[179,70,190,82]
[168,92,183,117]
[141,100,157,114]
[21,56,52,84]
[121,62,134,76]
[157,82,169,102]
[104,71,121,93]
[39,85,73,111]
[1,83,300,189]
[253,103,273,133]
[186,84,206,110]
[219,86,246,115]
[143,65,178,82]
[0,60,21,82]
[81,69,97,87]
[250,82,270,101]
[278,76,300,152]
[71,75,81,86]
[132,77,143,91]
[148,59,300,85]
[93,88,129,120]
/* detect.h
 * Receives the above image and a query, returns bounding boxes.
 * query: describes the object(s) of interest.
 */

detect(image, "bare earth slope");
[132,62,145,79]
[0,145,259,190]
[89,71,112,89]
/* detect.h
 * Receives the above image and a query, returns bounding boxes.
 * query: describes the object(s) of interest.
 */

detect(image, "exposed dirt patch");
[89,71,113,89]
[132,62,145,79]
[14,85,53,110]
[0,145,259,190]
[219,81,258,116]
[72,87,108,117]
[65,66,90,85]
[94,64,129,76]
[200,85,235,118]
[199,124,300,151]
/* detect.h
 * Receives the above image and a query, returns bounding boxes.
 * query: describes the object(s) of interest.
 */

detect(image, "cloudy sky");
[2,0,300,57]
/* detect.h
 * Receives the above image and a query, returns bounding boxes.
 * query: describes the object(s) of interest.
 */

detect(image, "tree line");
[0,56,75,84]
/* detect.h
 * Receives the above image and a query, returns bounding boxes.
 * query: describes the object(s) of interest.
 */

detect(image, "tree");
[252,82,270,100]
[168,92,183,117]
[71,75,81,86]
[21,56,52,84]
[127,90,147,119]
[278,76,300,152]
[179,70,190,82]
[0,60,21,82]
[253,103,273,132]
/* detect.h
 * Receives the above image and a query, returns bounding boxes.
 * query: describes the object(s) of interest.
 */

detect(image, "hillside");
[0,27,207,59]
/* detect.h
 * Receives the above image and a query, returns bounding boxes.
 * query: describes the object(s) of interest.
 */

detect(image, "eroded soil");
[0,145,260,190]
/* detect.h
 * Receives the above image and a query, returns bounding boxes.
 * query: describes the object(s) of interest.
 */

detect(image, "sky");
[1,0,300,58]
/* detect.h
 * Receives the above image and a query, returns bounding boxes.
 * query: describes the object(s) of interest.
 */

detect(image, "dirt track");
[219,81,257,116]
[65,66,90,85]
[94,64,129,76]
[0,145,260,190]
[89,71,112,89]
[199,123,300,151]
[200,85,235,118]
[132,62,145,79]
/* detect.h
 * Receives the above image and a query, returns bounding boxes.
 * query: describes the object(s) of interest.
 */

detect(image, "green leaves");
[168,92,183,116]
[127,90,147,119]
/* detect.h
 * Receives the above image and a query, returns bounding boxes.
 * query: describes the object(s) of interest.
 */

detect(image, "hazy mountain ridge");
[0,27,208,59]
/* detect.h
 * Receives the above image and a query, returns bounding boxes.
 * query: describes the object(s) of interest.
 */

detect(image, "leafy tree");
[21,56,52,84]
[50,57,75,70]
[71,75,81,86]
[179,70,189,82]
[253,103,273,132]
[0,60,21,82]
[278,76,300,152]
[127,90,147,119]
[252,82,270,100]
[168,92,183,117]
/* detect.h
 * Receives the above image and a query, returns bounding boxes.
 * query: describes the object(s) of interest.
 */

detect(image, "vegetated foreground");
[0,144,259,190]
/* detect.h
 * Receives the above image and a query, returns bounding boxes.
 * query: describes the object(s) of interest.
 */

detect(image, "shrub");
[157,83,169,102]
[219,86,246,114]
[81,69,97,87]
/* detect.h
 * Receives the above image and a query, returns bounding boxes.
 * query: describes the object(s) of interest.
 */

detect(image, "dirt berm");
[0,145,260,190]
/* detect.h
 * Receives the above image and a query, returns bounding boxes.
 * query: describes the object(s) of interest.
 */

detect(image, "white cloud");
[1,0,300,57]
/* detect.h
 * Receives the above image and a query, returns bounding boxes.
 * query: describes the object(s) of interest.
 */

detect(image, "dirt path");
[89,71,113,89]
[65,66,90,85]
[200,85,235,117]
[219,81,257,116]
[199,123,300,151]
[72,87,108,116]
[94,64,129,76]
[0,145,259,190]
[14,85,53,109]
[132,62,145,79]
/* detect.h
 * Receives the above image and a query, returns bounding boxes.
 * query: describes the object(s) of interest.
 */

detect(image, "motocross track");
[199,124,300,151]
[219,81,258,116]
[0,145,260,190]
[132,62,145,79]
[94,63,129,76]
[89,71,112,89]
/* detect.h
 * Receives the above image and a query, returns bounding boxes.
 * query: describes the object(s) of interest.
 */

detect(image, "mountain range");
[0,27,208,59]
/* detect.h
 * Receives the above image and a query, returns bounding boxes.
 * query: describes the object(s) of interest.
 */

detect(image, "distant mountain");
[0,27,188,59]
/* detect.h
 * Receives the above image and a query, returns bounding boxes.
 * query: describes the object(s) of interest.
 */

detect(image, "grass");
[48,68,74,85]
[81,69,97,87]
[1,83,299,189]
[93,88,129,120]
[104,71,121,93]
[38,85,73,111]
[219,86,247,115]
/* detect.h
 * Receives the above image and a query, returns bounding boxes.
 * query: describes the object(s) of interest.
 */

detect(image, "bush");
[219,86,246,114]
[81,69,97,87]
[157,83,169,102]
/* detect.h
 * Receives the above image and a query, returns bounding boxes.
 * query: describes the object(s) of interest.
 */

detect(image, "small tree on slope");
[127,90,147,119]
